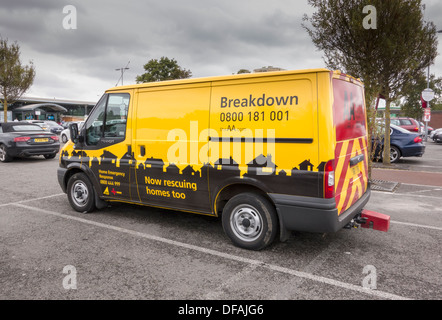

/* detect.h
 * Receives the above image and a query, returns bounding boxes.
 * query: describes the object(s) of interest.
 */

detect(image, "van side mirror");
[69,123,79,143]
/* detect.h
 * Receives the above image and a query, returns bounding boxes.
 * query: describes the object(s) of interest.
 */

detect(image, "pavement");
[372,168,442,187]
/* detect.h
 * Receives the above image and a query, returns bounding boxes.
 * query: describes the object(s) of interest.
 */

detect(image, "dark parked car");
[419,122,433,135]
[43,120,64,135]
[27,120,50,131]
[433,129,442,143]
[27,120,63,134]
[373,124,425,163]
[429,128,442,140]
[0,122,60,162]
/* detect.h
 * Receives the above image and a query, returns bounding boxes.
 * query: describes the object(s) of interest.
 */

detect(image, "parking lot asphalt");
[372,140,442,188]
[0,141,441,302]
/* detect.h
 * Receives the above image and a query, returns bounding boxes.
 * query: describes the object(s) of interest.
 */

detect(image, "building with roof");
[1,95,96,122]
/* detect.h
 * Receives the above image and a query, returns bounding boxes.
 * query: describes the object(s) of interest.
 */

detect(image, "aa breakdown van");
[58,68,389,250]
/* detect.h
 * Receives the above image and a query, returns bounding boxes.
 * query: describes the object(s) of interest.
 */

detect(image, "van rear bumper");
[269,188,371,234]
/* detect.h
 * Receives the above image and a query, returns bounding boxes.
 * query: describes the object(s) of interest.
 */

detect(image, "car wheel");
[67,172,96,213]
[390,146,401,163]
[44,154,56,159]
[61,134,68,143]
[0,144,12,162]
[222,192,278,250]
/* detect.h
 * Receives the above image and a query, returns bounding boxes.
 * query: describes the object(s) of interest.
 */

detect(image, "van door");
[81,92,134,201]
[332,77,369,215]
[133,84,212,214]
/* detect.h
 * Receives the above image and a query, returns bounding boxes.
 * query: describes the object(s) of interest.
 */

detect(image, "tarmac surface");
[0,140,441,303]
[372,140,442,188]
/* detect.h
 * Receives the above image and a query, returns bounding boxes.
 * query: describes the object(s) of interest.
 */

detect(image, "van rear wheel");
[222,193,278,250]
[67,172,96,213]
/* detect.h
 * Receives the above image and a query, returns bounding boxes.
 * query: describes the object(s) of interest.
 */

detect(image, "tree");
[237,69,251,74]
[401,73,442,118]
[303,0,438,166]
[0,38,35,122]
[136,57,191,83]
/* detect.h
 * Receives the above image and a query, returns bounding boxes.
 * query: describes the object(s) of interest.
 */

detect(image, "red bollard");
[360,209,390,232]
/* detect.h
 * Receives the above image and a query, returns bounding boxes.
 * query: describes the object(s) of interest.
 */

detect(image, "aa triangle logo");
[103,187,109,195]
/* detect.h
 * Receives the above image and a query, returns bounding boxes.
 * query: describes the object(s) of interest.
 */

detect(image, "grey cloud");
[2,0,439,101]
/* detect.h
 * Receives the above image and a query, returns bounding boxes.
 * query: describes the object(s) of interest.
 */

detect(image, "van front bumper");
[57,167,68,193]
[269,188,371,234]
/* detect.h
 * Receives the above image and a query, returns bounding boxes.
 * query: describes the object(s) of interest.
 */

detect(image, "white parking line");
[391,220,442,231]
[0,193,65,208]
[12,202,411,300]
[4,192,441,232]
[372,189,442,200]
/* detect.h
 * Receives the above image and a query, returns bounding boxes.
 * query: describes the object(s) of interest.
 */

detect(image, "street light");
[423,30,442,141]
[115,61,130,86]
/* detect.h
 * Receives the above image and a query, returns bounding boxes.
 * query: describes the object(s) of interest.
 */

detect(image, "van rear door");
[332,74,369,215]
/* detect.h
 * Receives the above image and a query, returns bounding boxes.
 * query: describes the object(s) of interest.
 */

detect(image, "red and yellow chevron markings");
[334,137,368,215]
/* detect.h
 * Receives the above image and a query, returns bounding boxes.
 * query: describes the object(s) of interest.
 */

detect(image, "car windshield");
[10,125,44,132]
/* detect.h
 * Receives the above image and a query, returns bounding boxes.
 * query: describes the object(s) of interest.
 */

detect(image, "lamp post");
[423,30,442,141]
[115,61,130,86]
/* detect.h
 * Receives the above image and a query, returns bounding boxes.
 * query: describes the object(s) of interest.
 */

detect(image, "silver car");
[60,121,84,143]
[430,128,442,141]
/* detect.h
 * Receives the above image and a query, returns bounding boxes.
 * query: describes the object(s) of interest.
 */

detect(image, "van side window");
[104,94,129,138]
[85,93,130,146]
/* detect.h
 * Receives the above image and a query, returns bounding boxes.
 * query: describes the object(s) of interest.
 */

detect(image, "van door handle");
[140,145,145,157]
[350,154,364,167]
[123,145,133,159]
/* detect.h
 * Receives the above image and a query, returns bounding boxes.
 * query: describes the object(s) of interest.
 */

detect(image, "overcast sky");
[1,0,441,103]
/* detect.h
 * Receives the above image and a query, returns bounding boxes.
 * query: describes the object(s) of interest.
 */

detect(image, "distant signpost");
[421,88,435,141]
[422,88,435,102]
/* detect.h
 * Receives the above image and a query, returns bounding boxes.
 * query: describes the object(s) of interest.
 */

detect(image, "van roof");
[106,68,333,92]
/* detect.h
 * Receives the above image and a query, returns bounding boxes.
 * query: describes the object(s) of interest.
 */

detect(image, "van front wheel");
[67,172,96,213]
[222,193,278,250]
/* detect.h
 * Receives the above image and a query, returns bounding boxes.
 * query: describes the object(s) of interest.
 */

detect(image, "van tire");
[67,172,96,213]
[222,193,278,250]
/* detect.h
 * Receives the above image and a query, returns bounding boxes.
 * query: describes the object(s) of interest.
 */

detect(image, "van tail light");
[14,137,31,142]
[324,160,335,199]
[413,127,419,132]
[51,136,59,141]
[414,136,422,143]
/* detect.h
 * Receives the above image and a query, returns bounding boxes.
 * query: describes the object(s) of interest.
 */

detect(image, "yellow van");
[58,68,387,250]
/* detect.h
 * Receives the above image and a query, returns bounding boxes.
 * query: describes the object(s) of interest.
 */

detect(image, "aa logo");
[62,265,77,290]
[103,187,109,195]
